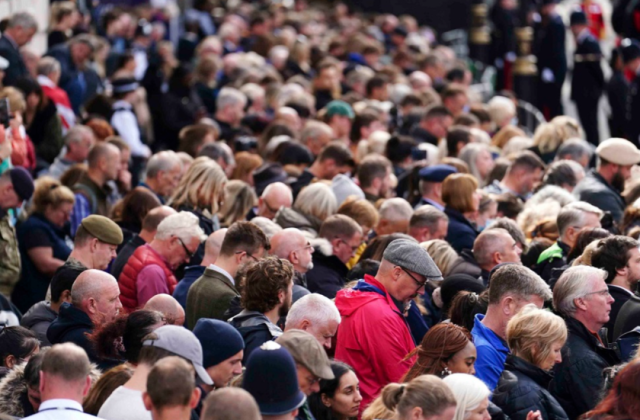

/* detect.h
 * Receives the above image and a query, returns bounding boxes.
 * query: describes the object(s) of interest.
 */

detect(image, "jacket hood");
[21,301,57,329]
[47,302,93,344]
[335,276,387,317]
[274,208,322,236]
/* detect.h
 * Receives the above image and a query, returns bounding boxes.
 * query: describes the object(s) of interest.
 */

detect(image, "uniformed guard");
[623,39,640,146]
[534,0,567,120]
[569,9,604,146]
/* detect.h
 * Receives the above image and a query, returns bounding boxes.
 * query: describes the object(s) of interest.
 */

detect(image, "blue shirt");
[173,265,206,309]
[471,314,510,391]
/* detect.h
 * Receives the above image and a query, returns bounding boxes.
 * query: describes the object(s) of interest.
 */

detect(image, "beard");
[611,169,626,192]
[278,294,292,317]
[305,261,314,271]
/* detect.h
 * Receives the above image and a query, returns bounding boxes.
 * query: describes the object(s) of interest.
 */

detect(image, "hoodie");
[335,275,416,412]
[47,302,97,362]
[273,207,322,237]
[21,300,57,346]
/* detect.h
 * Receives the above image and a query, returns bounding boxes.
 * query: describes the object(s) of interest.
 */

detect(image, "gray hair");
[198,142,232,165]
[155,211,207,243]
[379,198,413,222]
[251,216,283,239]
[301,121,333,145]
[410,205,448,231]
[240,83,265,102]
[65,125,94,146]
[216,87,247,110]
[7,12,38,30]
[473,228,511,267]
[459,143,492,183]
[555,138,594,165]
[37,56,61,77]
[285,293,341,330]
[295,183,338,221]
[553,265,608,317]
[146,151,182,179]
[488,264,552,305]
[557,201,603,237]
[487,96,516,126]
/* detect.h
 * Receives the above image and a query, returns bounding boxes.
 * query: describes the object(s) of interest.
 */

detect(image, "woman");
[402,323,476,381]
[0,87,36,170]
[48,1,76,48]
[309,361,362,420]
[443,374,492,420]
[84,364,134,415]
[194,56,219,115]
[370,375,457,420]
[492,305,568,420]
[218,180,257,227]
[12,177,75,313]
[0,327,39,379]
[583,359,640,420]
[449,290,489,332]
[459,143,495,187]
[112,187,162,249]
[420,240,458,279]
[274,183,337,237]
[231,152,263,185]
[476,192,497,232]
[443,174,481,253]
[169,157,227,264]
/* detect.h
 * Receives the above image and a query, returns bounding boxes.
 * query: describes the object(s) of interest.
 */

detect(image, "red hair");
[583,360,640,420]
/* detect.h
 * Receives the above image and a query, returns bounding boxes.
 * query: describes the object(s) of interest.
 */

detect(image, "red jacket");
[118,244,177,312]
[334,275,415,413]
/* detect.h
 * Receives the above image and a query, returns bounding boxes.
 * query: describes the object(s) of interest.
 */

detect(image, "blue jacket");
[445,207,479,254]
[47,303,96,361]
[174,265,206,309]
[472,314,510,391]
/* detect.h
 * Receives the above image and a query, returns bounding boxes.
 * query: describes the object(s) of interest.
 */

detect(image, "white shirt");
[25,399,97,420]
[209,264,235,285]
[98,386,151,420]
[110,100,151,158]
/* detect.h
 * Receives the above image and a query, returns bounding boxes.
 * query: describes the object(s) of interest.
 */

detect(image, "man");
[551,266,620,420]
[534,0,567,119]
[357,155,393,204]
[119,211,206,312]
[574,138,640,222]
[111,206,177,281]
[178,124,217,158]
[625,39,640,145]
[242,341,306,420]
[376,198,414,235]
[271,228,314,300]
[198,143,235,176]
[449,228,522,285]
[174,228,227,309]
[472,264,551,391]
[0,12,37,86]
[201,388,261,420]
[70,142,122,236]
[569,9,604,146]
[441,84,469,118]
[416,165,458,210]
[322,100,354,143]
[276,330,335,420]
[62,215,123,272]
[47,270,122,365]
[484,151,545,200]
[228,257,295,362]
[21,266,85,346]
[213,87,247,141]
[0,167,34,297]
[290,142,353,198]
[335,239,442,409]
[140,152,182,204]
[46,126,95,179]
[300,120,334,157]
[365,75,389,102]
[187,221,269,327]
[194,318,244,392]
[409,105,453,145]
[99,325,213,420]
[255,182,293,220]
[284,293,341,349]
[142,357,201,420]
[409,206,449,242]
[535,202,602,281]
[590,236,640,342]
[446,126,473,158]
[555,138,594,169]
[144,294,185,326]
[306,215,363,299]
[23,343,95,420]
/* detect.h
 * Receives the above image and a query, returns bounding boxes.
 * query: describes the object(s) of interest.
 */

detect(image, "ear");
[278,289,286,304]
[321,393,332,408]
[61,290,72,303]
[4,355,15,369]
[574,297,588,312]
[39,371,46,394]
[371,177,382,191]
[616,265,629,279]
[82,375,91,397]
[190,387,202,409]
[410,406,424,420]
[494,251,503,265]
[142,392,153,411]
[299,319,311,331]
[501,296,515,316]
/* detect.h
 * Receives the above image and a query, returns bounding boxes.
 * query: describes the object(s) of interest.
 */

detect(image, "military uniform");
[534,12,567,119]
[627,70,640,146]
[0,210,20,297]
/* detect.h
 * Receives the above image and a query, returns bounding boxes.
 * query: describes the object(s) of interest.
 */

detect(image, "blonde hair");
[0,87,26,113]
[442,174,479,213]
[532,123,563,155]
[218,180,257,227]
[294,183,338,221]
[231,152,263,182]
[506,304,567,367]
[337,196,380,230]
[31,176,75,215]
[381,375,456,420]
[168,157,227,215]
[421,240,457,277]
[491,125,526,149]
[362,397,395,420]
[443,374,490,420]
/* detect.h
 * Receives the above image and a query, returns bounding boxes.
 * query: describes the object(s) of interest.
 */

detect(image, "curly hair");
[242,256,294,313]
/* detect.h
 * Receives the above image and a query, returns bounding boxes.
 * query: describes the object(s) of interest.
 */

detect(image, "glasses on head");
[236,251,259,262]
[397,266,428,289]
[178,238,195,260]
[583,289,611,298]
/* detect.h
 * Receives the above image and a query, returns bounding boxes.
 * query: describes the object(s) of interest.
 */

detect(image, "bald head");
[203,228,228,264]
[40,343,92,402]
[270,228,314,273]
[144,294,186,326]
[202,387,261,420]
[142,206,177,233]
[258,182,293,219]
[71,270,122,325]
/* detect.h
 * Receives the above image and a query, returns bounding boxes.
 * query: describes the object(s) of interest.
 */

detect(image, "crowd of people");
[3,0,640,420]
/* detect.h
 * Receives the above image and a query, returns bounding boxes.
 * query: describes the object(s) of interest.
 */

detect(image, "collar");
[2,33,18,50]
[421,198,444,211]
[473,314,509,353]
[608,284,634,297]
[577,28,591,44]
[557,241,571,254]
[39,399,83,412]
[112,100,132,109]
[208,264,235,285]
[592,170,621,193]
[37,75,56,88]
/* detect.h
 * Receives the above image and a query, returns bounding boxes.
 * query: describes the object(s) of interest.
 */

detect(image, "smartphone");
[0,98,10,128]
[411,147,427,161]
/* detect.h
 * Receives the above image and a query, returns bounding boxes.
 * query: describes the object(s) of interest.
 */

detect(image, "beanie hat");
[331,174,364,206]
[193,318,245,368]
[9,167,34,201]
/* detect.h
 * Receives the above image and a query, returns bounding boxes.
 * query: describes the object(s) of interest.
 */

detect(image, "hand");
[118,170,132,191]
[541,68,555,83]
[526,410,542,420]
[0,126,11,161]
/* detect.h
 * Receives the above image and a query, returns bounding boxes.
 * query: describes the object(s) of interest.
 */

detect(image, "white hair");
[262,182,293,202]
[250,216,283,239]
[443,374,491,420]
[388,83,412,105]
[295,183,338,221]
[240,83,265,102]
[146,151,182,178]
[553,266,607,317]
[65,125,94,146]
[268,45,289,62]
[379,198,413,222]
[487,96,516,126]
[285,293,341,330]
[502,136,534,155]
[216,87,247,110]
[155,211,206,242]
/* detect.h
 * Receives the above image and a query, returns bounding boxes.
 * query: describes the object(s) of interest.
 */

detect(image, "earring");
[440,367,452,377]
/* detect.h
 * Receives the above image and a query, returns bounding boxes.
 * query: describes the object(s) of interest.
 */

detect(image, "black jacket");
[550,317,620,420]
[444,207,479,254]
[534,13,567,86]
[605,285,633,343]
[306,252,349,299]
[408,125,439,146]
[447,249,487,284]
[607,71,628,138]
[47,302,97,362]
[573,170,626,223]
[570,32,604,102]
[228,310,282,364]
[613,290,640,340]
[534,241,570,284]
[0,35,27,86]
[626,71,640,146]
[493,354,568,420]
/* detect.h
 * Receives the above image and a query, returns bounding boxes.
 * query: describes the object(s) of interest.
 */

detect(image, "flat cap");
[383,239,443,281]
[418,164,458,183]
[275,330,334,380]
[80,215,123,245]
[596,138,640,166]
[9,167,34,201]
[325,100,355,119]
[621,38,640,64]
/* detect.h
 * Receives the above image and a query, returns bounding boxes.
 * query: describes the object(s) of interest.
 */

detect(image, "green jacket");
[537,242,564,265]
[0,211,20,297]
[186,267,239,329]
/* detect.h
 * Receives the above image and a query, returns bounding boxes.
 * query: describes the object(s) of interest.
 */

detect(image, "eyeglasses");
[339,239,361,253]
[178,238,195,259]
[236,251,259,262]
[397,266,427,289]
[583,289,611,298]
[293,244,314,254]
